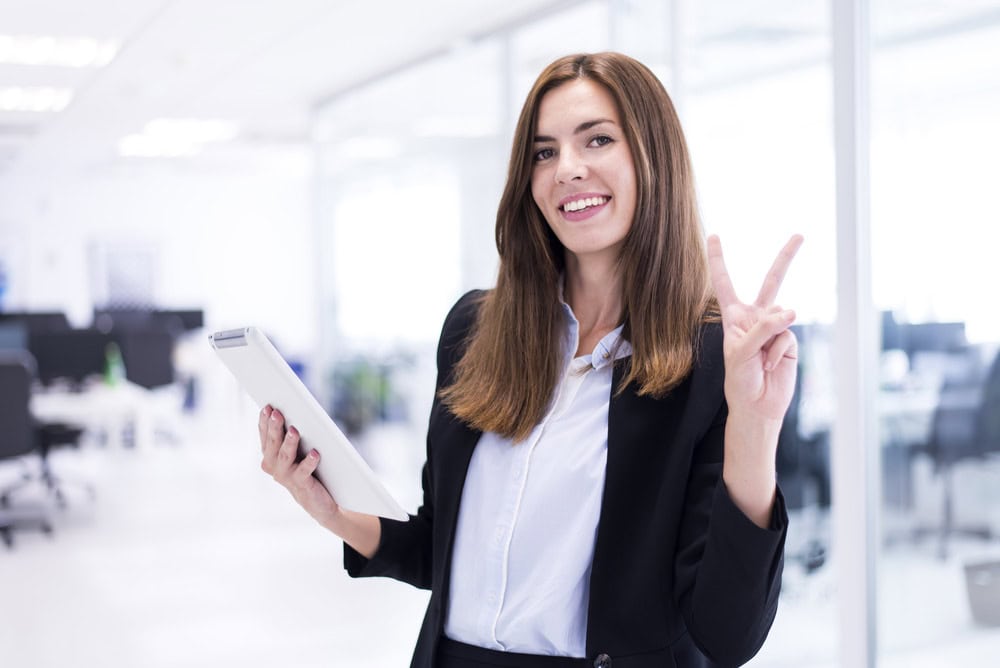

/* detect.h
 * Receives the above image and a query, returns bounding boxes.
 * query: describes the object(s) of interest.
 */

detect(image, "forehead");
[535,79,620,133]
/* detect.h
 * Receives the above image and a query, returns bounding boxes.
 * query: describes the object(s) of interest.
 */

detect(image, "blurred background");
[1,0,999,666]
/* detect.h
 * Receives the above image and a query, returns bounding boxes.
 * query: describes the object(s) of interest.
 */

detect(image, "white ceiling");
[0,0,569,177]
[1,0,997,182]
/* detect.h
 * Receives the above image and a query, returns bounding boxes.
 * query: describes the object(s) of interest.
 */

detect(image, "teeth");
[563,196,607,212]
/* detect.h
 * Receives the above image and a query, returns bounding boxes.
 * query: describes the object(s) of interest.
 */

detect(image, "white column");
[831,0,879,666]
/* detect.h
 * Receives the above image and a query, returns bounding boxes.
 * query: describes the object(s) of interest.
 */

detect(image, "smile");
[560,196,610,212]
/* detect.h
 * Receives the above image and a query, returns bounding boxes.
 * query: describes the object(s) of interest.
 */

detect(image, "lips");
[558,192,611,222]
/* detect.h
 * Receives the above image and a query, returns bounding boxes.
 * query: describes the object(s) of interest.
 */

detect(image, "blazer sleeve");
[343,289,484,590]
[673,325,788,667]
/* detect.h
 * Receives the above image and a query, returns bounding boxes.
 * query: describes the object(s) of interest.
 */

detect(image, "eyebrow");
[534,118,615,143]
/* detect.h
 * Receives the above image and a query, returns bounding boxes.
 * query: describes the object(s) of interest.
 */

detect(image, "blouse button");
[593,654,612,668]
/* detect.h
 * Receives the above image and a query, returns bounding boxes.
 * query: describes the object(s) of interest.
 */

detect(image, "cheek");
[530,177,552,222]
[529,173,544,208]
[621,174,638,223]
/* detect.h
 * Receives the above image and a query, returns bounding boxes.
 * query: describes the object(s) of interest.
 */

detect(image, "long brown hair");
[440,52,717,442]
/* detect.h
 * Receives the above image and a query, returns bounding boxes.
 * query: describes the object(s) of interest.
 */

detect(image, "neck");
[563,252,624,336]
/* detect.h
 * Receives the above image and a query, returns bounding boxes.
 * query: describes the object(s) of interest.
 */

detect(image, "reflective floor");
[2,413,999,667]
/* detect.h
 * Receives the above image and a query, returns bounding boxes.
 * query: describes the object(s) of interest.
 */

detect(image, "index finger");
[754,234,804,308]
[707,234,739,309]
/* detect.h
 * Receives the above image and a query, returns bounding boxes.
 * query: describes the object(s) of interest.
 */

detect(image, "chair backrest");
[0,351,37,459]
[975,349,1000,453]
[118,328,175,389]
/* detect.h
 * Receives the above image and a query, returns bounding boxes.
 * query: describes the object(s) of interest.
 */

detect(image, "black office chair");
[776,330,829,573]
[116,328,176,390]
[3,331,95,508]
[0,352,53,547]
[914,346,1000,559]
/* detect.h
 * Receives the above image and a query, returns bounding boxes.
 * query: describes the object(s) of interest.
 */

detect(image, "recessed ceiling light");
[0,35,119,68]
[0,87,73,112]
[117,118,240,158]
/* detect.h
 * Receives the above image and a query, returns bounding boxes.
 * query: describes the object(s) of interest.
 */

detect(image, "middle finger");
[754,234,803,308]
[264,409,286,460]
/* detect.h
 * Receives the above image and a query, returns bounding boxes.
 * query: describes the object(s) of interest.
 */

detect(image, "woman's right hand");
[259,405,341,528]
[258,405,382,558]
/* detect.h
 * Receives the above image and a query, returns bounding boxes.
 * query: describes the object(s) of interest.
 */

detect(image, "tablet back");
[209,327,408,521]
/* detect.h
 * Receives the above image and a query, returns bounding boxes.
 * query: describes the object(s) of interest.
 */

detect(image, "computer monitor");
[0,311,71,334]
[28,329,112,388]
[903,321,967,355]
[92,307,204,335]
[0,322,27,350]
[92,308,153,334]
[154,309,203,333]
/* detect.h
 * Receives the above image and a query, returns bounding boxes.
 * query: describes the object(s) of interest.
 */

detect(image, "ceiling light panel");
[118,118,240,158]
[0,35,119,67]
[0,87,73,112]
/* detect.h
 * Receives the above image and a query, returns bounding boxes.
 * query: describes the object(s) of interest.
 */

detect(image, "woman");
[260,52,802,667]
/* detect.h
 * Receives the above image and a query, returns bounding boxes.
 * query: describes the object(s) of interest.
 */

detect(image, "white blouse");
[443,302,632,657]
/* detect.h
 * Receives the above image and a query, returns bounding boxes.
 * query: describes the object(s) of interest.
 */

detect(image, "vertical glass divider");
[831,0,879,666]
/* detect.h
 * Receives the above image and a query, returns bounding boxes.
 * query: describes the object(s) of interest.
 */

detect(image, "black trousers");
[436,638,592,668]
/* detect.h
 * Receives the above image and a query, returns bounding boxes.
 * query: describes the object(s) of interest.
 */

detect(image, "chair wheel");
[803,541,827,573]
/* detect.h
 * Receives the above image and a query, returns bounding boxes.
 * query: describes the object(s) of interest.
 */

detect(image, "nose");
[554,146,587,184]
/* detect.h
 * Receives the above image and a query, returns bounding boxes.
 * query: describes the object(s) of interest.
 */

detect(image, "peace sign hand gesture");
[707,234,804,423]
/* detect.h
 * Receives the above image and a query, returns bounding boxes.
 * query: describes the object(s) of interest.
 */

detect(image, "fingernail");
[309,450,319,460]
[289,426,298,437]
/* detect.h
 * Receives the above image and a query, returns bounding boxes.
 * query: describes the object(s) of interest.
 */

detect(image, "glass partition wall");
[872,1,1000,665]
[312,0,999,664]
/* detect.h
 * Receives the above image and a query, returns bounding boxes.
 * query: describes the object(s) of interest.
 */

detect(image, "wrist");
[723,414,781,528]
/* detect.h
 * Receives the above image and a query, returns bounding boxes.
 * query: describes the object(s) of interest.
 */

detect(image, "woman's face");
[530,79,637,268]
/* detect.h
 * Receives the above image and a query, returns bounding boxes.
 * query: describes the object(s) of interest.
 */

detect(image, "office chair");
[2,332,95,508]
[914,346,1000,559]
[0,352,53,547]
[116,328,176,390]
[776,329,829,573]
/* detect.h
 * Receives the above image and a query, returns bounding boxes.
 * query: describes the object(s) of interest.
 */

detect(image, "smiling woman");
[260,51,800,668]
[530,79,637,274]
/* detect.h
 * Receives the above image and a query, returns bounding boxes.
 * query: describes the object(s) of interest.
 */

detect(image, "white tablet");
[209,326,409,521]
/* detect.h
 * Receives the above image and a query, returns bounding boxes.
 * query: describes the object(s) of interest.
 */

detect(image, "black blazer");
[346,290,787,668]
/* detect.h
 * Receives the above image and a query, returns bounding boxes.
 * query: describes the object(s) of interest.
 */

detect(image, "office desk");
[31,381,161,449]
[798,383,940,446]
[797,383,941,511]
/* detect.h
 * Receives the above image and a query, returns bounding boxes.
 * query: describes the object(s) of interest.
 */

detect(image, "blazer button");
[593,654,612,668]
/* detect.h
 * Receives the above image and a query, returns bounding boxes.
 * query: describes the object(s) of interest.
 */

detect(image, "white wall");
[0,143,319,357]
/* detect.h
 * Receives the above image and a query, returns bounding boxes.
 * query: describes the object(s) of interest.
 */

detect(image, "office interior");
[1,0,998,666]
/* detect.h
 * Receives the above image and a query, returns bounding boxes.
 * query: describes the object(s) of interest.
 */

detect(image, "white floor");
[2,411,999,667]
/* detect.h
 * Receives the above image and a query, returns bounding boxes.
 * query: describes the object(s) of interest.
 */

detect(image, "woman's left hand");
[707,234,804,422]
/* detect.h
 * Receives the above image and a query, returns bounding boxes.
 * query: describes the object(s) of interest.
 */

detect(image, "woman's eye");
[590,135,613,147]
[533,147,554,162]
